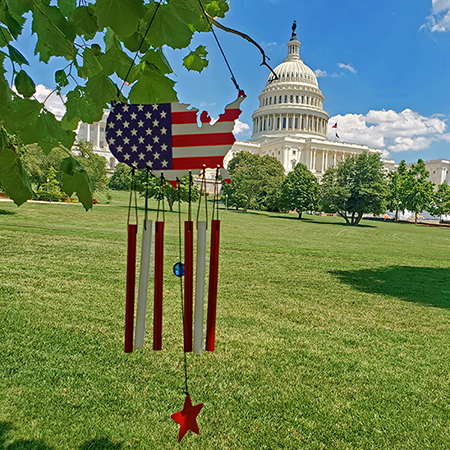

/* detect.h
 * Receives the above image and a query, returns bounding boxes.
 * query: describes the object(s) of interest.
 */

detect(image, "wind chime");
[104,0,277,442]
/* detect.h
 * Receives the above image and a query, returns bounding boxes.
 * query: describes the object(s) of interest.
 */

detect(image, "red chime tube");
[124,224,138,353]
[184,221,194,352]
[206,219,220,351]
[153,221,165,351]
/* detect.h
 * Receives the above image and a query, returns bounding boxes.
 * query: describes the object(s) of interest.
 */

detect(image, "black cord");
[196,0,240,91]
[177,178,189,396]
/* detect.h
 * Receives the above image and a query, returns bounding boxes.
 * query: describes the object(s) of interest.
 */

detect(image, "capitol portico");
[225,23,396,178]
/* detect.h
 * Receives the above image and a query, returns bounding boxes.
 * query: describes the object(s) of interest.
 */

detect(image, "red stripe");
[184,221,194,353]
[172,133,235,147]
[172,156,224,170]
[206,220,220,352]
[171,111,198,125]
[217,108,242,122]
[125,224,137,353]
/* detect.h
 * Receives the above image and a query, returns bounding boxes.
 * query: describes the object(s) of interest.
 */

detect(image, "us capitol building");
[225,23,396,179]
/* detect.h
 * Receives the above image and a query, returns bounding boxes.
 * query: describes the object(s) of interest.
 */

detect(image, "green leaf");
[100,35,135,81]
[60,157,93,211]
[128,64,177,104]
[0,132,33,206]
[0,26,13,47]
[77,47,103,79]
[96,0,145,39]
[122,31,147,53]
[69,5,98,40]
[183,45,208,72]
[15,70,36,97]
[57,0,76,17]
[143,48,173,74]
[7,44,28,65]
[5,0,33,20]
[84,71,117,108]
[55,69,69,87]
[0,8,24,39]
[63,86,104,125]
[31,3,76,62]
[144,2,193,49]
[1,97,41,138]
[205,0,230,19]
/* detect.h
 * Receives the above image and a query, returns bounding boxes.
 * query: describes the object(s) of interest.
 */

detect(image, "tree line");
[223,151,450,225]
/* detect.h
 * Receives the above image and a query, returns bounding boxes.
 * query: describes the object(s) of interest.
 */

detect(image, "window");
[100,140,104,148]
[295,118,298,129]
[284,95,287,103]
[306,97,309,104]
[100,127,104,132]
[296,95,299,103]
[277,118,280,128]
[290,95,293,103]
[274,96,276,104]
[292,161,296,169]
[288,118,292,128]
[301,96,304,103]
[269,97,272,105]
[293,150,296,155]
[287,73,289,78]
[279,96,282,103]
[282,118,286,129]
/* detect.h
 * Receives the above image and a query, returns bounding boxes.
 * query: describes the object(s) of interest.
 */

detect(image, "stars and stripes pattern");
[105,92,246,180]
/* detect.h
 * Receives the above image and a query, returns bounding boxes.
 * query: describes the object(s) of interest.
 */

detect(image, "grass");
[1,198,450,449]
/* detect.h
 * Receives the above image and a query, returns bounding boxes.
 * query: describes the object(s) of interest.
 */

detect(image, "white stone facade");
[75,111,117,172]
[406,159,450,187]
[226,25,396,180]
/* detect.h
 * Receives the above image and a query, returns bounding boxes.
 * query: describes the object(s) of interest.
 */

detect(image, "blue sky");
[10,0,450,164]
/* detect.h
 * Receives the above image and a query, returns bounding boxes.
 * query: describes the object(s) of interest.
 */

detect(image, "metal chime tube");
[134,219,152,349]
[184,221,194,352]
[194,221,207,353]
[124,224,138,353]
[206,219,220,352]
[153,221,164,351]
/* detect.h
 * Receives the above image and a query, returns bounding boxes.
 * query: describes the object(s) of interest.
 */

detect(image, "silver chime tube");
[194,221,207,353]
[135,219,152,349]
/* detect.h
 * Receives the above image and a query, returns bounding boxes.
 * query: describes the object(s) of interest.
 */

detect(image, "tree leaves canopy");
[0,0,231,210]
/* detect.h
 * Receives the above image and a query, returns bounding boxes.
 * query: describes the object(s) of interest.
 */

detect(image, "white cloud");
[327,109,450,155]
[314,69,340,78]
[261,41,278,47]
[423,0,450,32]
[233,119,251,136]
[33,84,66,118]
[337,62,356,73]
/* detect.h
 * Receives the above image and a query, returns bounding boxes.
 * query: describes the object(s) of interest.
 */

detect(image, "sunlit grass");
[1,200,450,449]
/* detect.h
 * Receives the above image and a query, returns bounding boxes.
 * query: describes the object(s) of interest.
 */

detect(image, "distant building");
[225,23,396,179]
[406,159,450,187]
[75,111,117,172]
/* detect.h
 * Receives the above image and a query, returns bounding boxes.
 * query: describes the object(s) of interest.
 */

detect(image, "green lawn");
[1,198,450,449]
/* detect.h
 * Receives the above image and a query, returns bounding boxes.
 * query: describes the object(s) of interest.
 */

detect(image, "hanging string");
[177,177,190,396]
[119,0,164,96]
[212,167,220,222]
[156,173,166,223]
[127,169,138,225]
[188,171,192,222]
[196,0,240,92]
[144,169,150,228]
[196,166,209,226]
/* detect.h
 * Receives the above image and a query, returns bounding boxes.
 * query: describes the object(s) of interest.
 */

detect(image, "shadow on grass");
[0,209,16,215]
[0,422,122,450]
[330,265,450,309]
[269,214,377,227]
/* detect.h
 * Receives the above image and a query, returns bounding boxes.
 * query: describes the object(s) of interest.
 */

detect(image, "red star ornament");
[171,395,204,443]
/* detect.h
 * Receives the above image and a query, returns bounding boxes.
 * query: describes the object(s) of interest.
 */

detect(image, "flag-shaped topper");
[106,91,246,184]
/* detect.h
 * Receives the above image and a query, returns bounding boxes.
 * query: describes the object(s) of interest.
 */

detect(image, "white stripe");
[172,145,232,158]
[172,121,236,135]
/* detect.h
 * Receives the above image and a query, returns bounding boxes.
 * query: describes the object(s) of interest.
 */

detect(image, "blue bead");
[173,262,185,277]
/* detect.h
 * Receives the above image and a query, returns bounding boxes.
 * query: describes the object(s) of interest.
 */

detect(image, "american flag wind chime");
[106,90,245,442]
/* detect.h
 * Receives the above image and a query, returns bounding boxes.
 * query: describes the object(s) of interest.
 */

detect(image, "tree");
[321,152,387,226]
[108,163,133,191]
[73,141,108,191]
[403,159,434,224]
[0,0,230,209]
[386,160,409,222]
[142,173,200,212]
[280,163,320,218]
[433,182,450,224]
[225,151,285,213]
[36,166,64,202]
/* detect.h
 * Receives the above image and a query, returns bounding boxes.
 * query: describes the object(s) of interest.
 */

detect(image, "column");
[324,151,328,170]
[312,149,316,172]
[96,123,101,149]
[321,151,325,173]
[86,124,90,143]
[333,151,337,167]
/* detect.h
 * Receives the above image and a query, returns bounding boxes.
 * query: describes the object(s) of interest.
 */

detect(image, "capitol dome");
[251,23,329,141]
